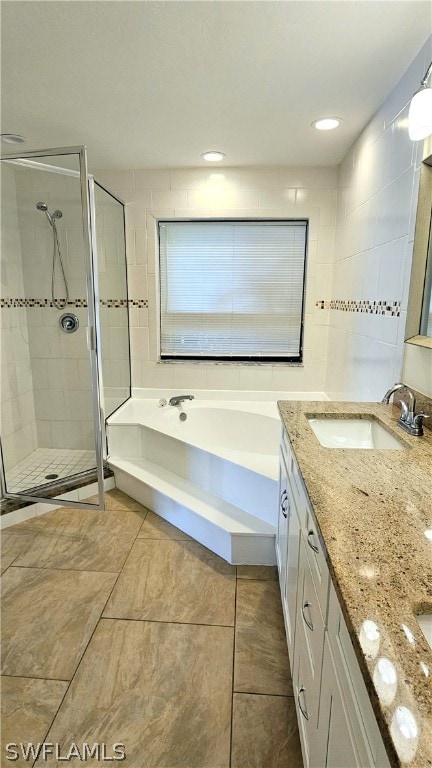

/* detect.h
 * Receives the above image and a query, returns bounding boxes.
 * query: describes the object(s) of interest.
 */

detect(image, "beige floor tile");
[1,567,116,679]
[231,693,303,768]
[1,677,68,768]
[86,488,149,513]
[13,507,145,572]
[234,580,292,695]
[104,539,236,625]
[137,510,191,540]
[237,565,278,581]
[1,532,34,574]
[37,619,233,767]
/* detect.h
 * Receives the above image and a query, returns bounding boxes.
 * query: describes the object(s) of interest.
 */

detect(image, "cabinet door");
[284,485,301,661]
[276,447,289,593]
[319,639,366,768]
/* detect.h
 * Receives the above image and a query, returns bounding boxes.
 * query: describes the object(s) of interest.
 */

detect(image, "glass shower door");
[0,146,105,509]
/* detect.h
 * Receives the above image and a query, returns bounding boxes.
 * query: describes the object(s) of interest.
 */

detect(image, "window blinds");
[159,220,307,361]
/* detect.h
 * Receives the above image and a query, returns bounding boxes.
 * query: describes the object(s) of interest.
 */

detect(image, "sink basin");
[416,614,432,651]
[308,417,405,450]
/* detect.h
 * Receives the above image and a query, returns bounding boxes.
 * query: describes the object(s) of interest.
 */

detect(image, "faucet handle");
[413,412,430,427]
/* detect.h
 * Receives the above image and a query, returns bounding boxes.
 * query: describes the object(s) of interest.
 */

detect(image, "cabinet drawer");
[294,537,326,731]
[304,513,329,621]
[294,630,321,768]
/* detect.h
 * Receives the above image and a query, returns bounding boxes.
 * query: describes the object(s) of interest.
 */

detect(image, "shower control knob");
[59,313,79,333]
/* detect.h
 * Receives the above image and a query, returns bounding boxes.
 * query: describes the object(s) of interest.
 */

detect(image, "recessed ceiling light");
[201,151,225,162]
[311,118,342,131]
[1,134,26,144]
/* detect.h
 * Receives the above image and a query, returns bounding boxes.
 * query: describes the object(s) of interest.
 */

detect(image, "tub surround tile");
[278,399,432,768]
[137,510,192,540]
[1,677,68,768]
[1,532,34,573]
[38,619,233,768]
[234,581,292,696]
[236,565,278,581]
[1,567,116,680]
[231,693,303,768]
[104,539,236,625]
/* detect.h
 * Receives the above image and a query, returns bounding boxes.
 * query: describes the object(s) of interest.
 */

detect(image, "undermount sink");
[308,417,405,450]
[416,614,432,652]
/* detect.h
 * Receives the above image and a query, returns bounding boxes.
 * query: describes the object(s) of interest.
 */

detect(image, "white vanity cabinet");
[277,429,390,768]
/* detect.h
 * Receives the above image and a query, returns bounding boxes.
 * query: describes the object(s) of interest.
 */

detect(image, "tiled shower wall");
[95,166,338,393]
[14,168,95,450]
[0,165,37,471]
[325,39,431,401]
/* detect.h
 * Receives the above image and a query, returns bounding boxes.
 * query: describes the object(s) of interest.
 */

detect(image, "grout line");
[229,567,238,767]
[233,688,294,698]
[233,691,296,699]
[1,673,70,683]
[100,615,235,628]
[29,506,150,767]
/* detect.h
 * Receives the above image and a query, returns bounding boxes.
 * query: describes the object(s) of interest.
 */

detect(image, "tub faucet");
[168,394,195,407]
[381,383,429,436]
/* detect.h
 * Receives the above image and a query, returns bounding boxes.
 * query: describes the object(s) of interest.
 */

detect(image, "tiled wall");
[325,39,431,401]
[13,167,96,450]
[0,165,38,471]
[95,166,338,393]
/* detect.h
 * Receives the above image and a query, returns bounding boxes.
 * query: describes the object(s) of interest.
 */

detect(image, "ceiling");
[1,1,430,170]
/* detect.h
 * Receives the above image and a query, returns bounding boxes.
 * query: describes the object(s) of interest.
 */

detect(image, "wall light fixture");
[409,62,432,141]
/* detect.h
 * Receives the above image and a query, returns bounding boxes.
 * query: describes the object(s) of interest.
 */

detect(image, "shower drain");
[45,473,59,480]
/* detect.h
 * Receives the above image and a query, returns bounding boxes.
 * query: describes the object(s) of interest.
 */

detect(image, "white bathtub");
[108,390,327,480]
[107,389,327,564]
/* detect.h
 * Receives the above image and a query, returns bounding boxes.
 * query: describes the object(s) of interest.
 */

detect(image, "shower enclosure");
[0,146,131,510]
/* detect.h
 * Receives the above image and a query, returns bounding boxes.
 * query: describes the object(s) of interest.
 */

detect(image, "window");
[158,219,308,362]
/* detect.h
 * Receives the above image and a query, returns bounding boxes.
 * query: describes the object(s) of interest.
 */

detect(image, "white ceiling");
[1,1,430,170]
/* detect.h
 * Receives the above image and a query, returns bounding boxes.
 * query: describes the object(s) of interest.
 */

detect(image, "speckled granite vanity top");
[277,401,432,768]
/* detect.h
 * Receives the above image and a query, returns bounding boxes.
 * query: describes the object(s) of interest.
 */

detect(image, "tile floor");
[6,448,95,494]
[0,489,303,768]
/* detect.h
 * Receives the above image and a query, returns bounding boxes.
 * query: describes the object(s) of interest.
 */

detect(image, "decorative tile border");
[1,298,148,309]
[315,299,400,317]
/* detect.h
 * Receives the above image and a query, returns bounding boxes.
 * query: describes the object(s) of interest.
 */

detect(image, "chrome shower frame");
[0,145,106,511]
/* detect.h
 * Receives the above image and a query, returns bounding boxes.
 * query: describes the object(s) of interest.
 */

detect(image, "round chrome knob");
[59,313,79,333]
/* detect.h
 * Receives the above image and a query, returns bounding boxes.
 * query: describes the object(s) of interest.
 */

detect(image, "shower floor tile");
[6,448,95,493]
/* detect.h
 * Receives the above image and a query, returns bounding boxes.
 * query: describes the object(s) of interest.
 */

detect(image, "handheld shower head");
[36,201,53,226]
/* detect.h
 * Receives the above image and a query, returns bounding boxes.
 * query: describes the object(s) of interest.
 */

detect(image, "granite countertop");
[277,400,432,768]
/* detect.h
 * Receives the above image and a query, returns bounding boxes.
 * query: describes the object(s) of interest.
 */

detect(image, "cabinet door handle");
[307,529,319,553]
[298,686,309,720]
[302,601,314,631]
[280,490,289,519]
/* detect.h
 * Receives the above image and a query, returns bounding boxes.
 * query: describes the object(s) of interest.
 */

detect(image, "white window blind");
[159,220,307,361]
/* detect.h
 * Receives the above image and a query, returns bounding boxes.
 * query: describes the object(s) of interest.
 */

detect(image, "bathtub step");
[109,457,276,565]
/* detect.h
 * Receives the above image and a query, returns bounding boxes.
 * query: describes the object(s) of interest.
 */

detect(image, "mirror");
[405,152,432,347]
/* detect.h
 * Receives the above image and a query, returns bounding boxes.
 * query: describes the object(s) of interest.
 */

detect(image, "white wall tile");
[152,190,188,209]
[170,169,207,189]
[134,170,170,190]
[326,39,429,401]
[94,170,134,191]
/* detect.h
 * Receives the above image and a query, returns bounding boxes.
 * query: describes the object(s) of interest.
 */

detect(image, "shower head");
[36,201,54,226]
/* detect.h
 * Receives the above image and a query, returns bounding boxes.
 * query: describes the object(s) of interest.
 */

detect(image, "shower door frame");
[0,145,105,510]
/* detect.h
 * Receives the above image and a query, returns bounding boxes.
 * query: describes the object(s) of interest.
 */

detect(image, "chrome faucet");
[381,383,429,436]
[168,394,195,407]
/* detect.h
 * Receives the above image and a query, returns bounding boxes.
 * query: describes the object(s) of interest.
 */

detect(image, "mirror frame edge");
[405,144,432,346]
